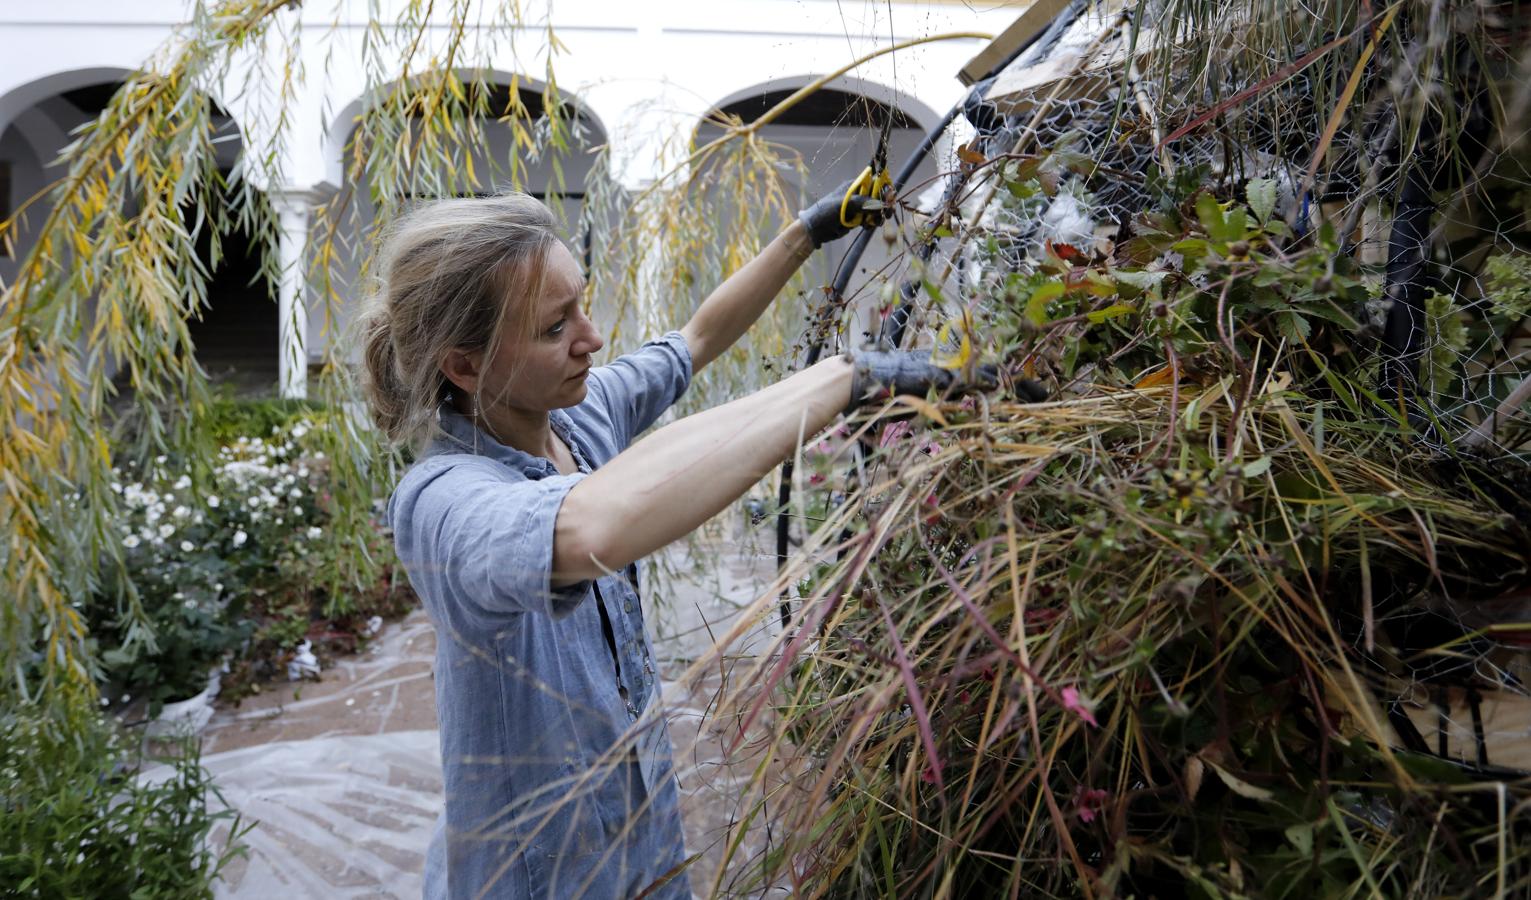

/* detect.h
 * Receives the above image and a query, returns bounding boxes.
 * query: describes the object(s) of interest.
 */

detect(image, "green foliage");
[0,699,247,897]
[202,393,325,447]
[1482,251,1531,321]
[1424,292,1469,394]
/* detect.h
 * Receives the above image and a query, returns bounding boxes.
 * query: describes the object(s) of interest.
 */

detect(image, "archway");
[696,78,939,345]
[0,71,275,393]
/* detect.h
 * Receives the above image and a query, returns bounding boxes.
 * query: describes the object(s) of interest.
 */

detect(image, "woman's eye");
[546,319,566,337]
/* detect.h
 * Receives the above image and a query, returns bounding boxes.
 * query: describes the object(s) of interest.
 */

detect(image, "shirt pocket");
[525,756,651,897]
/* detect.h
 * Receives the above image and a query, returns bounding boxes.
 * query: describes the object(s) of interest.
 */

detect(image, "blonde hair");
[358,192,559,450]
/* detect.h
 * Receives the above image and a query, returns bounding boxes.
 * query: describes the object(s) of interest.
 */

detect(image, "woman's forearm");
[679,220,814,373]
[552,355,852,583]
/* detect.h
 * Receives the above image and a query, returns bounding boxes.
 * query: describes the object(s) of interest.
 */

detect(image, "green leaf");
[1241,455,1272,478]
[1247,177,1278,224]
[1284,823,1314,856]
[1113,269,1168,300]
[1224,207,1248,241]
[1207,759,1274,801]
[1276,311,1311,343]
[1006,180,1037,201]
[1027,281,1064,325]
[1086,303,1136,324]
[1171,238,1209,261]
[922,279,946,306]
[1195,192,1225,238]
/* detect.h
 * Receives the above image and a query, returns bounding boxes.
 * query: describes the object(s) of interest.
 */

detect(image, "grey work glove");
[846,349,1048,413]
[798,181,886,248]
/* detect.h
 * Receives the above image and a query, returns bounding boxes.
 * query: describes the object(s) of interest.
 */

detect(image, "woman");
[360,189,991,899]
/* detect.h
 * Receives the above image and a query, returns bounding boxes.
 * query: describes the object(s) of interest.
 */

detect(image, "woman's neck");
[453,392,557,460]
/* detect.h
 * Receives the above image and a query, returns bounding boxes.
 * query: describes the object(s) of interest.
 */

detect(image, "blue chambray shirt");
[388,332,694,900]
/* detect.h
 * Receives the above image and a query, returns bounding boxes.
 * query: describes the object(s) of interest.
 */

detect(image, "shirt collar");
[429,402,589,477]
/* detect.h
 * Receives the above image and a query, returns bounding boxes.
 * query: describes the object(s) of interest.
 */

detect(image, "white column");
[270,188,317,399]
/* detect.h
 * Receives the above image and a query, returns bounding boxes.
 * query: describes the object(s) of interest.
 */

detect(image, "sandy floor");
[197,534,801,899]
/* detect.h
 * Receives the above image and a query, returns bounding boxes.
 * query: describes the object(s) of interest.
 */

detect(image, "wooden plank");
[1328,672,1531,774]
[957,0,1073,86]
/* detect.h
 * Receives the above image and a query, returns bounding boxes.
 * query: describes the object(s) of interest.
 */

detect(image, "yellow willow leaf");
[890,395,949,427]
[990,442,1058,457]
[1135,364,1177,389]
[930,319,973,370]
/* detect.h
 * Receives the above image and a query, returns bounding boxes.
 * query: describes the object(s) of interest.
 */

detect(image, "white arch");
[0,65,250,174]
[0,66,136,139]
[703,72,943,135]
[4,103,73,169]
[320,68,610,189]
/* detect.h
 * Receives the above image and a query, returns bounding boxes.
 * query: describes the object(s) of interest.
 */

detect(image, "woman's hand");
[845,349,1048,412]
[798,182,886,248]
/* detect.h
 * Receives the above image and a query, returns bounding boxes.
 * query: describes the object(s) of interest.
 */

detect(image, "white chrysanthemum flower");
[247,496,260,508]
[123,535,141,549]
[173,475,191,490]
[289,487,302,499]
[172,505,189,519]
[180,541,194,553]
[207,495,220,508]
[157,524,175,539]
[307,526,323,540]
[232,530,248,548]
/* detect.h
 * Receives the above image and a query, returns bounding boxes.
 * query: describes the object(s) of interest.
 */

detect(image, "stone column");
[270,188,318,399]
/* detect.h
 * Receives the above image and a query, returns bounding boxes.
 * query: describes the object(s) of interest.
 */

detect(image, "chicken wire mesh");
[799,2,1531,776]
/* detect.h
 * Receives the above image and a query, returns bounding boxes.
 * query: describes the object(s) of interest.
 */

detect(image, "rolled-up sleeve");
[584,331,693,448]
[389,458,592,626]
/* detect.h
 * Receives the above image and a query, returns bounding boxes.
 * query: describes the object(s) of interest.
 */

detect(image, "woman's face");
[477,240,605,414]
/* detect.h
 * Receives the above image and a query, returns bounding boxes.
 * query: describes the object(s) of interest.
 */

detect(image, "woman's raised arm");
[678,220,814,373]
[678,187,883,373]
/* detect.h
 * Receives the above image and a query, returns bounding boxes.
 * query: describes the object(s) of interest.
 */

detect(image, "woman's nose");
[575,315,604,356]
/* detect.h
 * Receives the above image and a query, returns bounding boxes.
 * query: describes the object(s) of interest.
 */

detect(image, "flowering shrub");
[90,413,410,714]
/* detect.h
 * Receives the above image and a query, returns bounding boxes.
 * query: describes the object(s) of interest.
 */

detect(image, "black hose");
[774,8,1079,627]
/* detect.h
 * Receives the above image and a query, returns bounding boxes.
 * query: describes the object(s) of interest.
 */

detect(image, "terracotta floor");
[199,532,801,899]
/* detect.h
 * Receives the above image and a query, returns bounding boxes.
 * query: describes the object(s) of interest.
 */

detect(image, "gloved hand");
[798,181,886,248]
[845,349,1047,413]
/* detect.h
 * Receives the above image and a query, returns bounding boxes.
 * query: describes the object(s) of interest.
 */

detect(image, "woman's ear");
[440,347,483,396]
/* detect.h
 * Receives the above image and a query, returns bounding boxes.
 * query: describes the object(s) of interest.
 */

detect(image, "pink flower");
[879,421,913,448]
[1061,686,1098,727]
[808,472,826,486]
[1073,786,1109,823]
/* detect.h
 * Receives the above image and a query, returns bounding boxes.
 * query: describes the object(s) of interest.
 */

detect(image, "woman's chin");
[559,381,589,408]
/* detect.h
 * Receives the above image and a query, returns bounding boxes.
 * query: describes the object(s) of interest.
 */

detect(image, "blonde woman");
[361,189,995,899]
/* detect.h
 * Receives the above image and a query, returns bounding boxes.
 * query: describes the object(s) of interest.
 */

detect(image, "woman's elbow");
[551,489,618,583]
